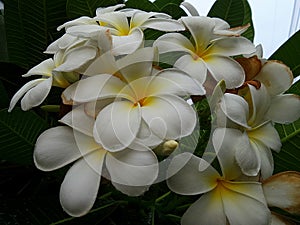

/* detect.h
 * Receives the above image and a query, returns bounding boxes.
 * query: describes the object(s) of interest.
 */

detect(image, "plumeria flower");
[167,138,271,225]
[34,105,158,217]
[62,47,204,151]
[215,84,283,179]
[65,8,185,55]
[153,16,256,89]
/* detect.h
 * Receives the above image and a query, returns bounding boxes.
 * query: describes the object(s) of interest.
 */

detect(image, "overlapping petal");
[94,100,141,152]
[60,151,105,217]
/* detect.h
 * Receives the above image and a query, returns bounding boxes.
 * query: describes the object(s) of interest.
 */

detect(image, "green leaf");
[0,12,8,62]
[154,0,183,9]
[160,3,187,19]
[3,0,67,69]
[125,0,159,12]
[66,0,122,18]
[207,0,254,41]
[269,30,300,78]
[0,108,48,165]
[274,118,300,173]
[287,80,300,96]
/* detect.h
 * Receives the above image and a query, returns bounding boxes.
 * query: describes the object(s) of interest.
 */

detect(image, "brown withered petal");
[263,171,300,215]
[236,56,262,81]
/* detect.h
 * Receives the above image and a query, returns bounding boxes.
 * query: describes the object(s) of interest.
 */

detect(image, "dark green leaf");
[154,0,183,9]
[0,12,8,62]
[3,0,67,69]
[270,30,300,78]
[274,118,300,173]
[0,80,9,109]
[66,0,123,18]
[0,107,48,165]
[125,0,159,12]
[160,3,187,19]
[287,80,300,95]
[207,0,254,41]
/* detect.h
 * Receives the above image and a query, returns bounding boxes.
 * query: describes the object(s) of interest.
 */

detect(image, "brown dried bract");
[236,56,262,81]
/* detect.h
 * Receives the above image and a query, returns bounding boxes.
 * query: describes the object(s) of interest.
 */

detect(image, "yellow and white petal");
[220,93,250,128]
[263,171,300,214]
[106,144,158,186]
[174,54,208,84]
[203,55,245,89]
[153,33,195,54]
[59,104,94,136]
[62,74,127,103]
[34,126,99,171]
[221,181,271,225]
[255,61,293,96]
[167,152,219,195]
[181,190,226,225]
[248,122,282,152]
[180,16,214,53]
[59,150,105,217]
[111,28,144,55]
[94,100,141,152]
[54,46,97,72]
[22,58,55,77]
[212,128,246,179]
[21,76,53,111]
[141,95,196,140]
[97,12,130,35]
[267,94,300,124]
[207,37,256,56]
[116,47,154,82]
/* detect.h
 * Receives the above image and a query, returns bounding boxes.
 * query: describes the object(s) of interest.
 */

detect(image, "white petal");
[208,37,256,56]
[174,55,207,84]
[62,74,127,104]
[106,144,158,186]
[8,79,45,112]
[235,131,261,177]
[141,18,185,31]
[34,126,98,171]
[263,171,300,214]
[59,104,94,136]
[212,128,246,179]
[60,151,105,217]
[22,58,55,77]
[204,55,245,89]
[84,52,118,76]
[267,94,300,124]
[221,182,271,225]
[141,95,197,140]
[136,118,163,147]
[66,25,106,38]
[54,46,97,72]
[45,34,79,53]
[180,16,214,53]
[111,28,144,55]
[180,1,200,16]
[58,16,97,31]
[21,77,53,111]
[255,61,293,95]
[167,152,219,195]
[248,122,282,152]
[153,33,195,54]
[150,69,205,96]
[84,98,115,118]
[116,47,154,82]
[94,100,141,152]
[181,190,226,225]
[97,12,129,34]
[220,93,250,128]
[96,4,125,15]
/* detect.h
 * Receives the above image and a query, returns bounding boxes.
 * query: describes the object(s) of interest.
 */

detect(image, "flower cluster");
[8,3,300,225]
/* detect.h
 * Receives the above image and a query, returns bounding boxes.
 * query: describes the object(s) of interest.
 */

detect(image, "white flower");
[65,8,185,55]
[62,47,204,151]
[215,84,283,179]
[34,105,158,217]
[167,150,271,225]
[153,16,256,89]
